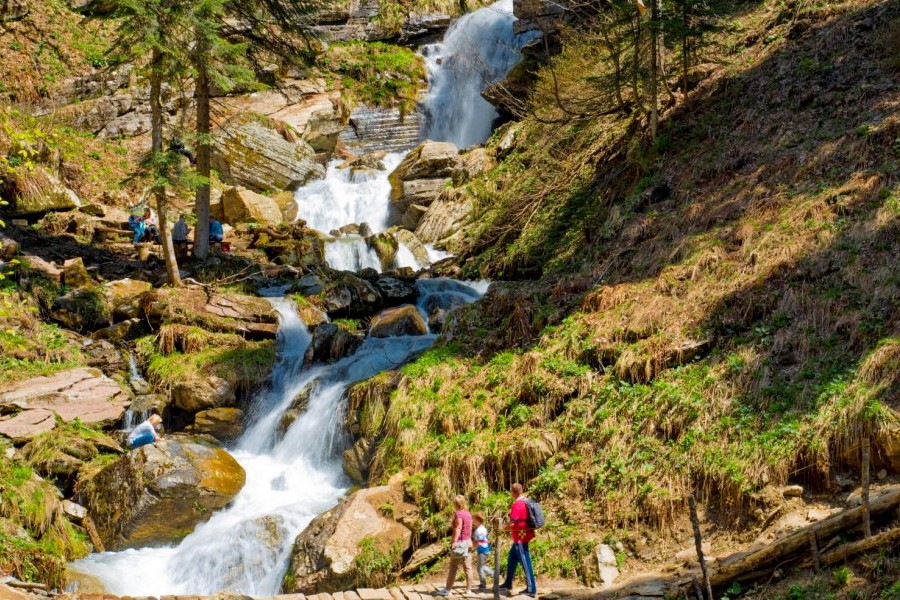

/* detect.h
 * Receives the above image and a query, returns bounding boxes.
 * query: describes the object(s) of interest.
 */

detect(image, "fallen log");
[818,526,900,567]
[710,486,900,586]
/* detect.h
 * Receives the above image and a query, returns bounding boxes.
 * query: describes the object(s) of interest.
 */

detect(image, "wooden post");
[807,532,820,572]
[689,496,713,600]
[862,436,872,539]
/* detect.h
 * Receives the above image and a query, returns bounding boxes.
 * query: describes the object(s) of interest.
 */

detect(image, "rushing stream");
[73,0,530,595]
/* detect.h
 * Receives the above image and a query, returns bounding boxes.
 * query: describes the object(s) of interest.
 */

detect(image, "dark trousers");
[500,541,536,594]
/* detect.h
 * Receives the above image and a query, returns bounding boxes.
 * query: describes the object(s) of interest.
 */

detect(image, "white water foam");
[294,154,404,235]
[72,284,488,597]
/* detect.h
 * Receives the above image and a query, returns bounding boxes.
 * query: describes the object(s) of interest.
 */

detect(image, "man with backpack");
[500,482,541,597]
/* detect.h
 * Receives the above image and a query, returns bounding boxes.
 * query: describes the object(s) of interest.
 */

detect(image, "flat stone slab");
[0,408,56,441]
[0,368,130,434]
[358,590,392,600]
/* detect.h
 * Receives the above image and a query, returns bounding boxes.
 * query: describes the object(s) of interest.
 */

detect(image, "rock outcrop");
[415,189,472,246]
[140,287,278,339]
[0,368,131,441]
[212,112,325,193]
[2,166,81,217]
[284,476,416,594]
[388,141,459,228]
[77,437,246,550]
[305,323,364,364]
[222,187,284,225]
[191,407,245,442]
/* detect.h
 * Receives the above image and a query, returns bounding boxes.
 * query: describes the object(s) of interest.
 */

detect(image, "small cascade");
[324,236,383,273]
[293,154,404,235]
[72,284,487,597]
[420,0,535,148]
[122,354,150,429]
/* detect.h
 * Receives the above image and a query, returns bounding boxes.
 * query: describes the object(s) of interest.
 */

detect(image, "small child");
[473,513,494,591]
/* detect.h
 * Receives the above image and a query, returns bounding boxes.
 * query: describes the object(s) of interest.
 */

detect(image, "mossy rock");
[76,436,246,550]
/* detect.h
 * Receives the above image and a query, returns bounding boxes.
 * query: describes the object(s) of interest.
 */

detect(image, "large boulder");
[415,188,473,245]
[212,112,325,193]
[172,375,236,413]
[77,437,246,550]
[322,272,383,317]
[191,407,245,442]
[305,323,364,364]
[2,166,81,217]
[140,287,278,338]
[284,477,416,594]
[222,187,284,225]
[387,141,459,227]
[373,276,417,306]
[369,305,428,338]
[0,368,131,441]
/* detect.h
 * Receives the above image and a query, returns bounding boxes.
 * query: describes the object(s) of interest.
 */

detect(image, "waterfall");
[71,284,487,597]
[294,154,404,235]
[421,0,534,148]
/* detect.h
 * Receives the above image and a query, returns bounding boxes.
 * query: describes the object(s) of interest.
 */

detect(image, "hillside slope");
[349,0,900,585]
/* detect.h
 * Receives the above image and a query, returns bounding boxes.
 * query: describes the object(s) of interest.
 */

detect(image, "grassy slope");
[354,0,900,583]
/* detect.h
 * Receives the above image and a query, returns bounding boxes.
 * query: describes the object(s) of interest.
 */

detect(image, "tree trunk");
[193,49,211,260]
[149,52,182,287]
[682,1,690,95]
[649,0,660,137]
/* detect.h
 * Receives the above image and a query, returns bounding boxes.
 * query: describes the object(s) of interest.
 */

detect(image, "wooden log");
[688,496,712,600]
[818,526,900,567]
[710,487,900,586]
[862,437,872,538]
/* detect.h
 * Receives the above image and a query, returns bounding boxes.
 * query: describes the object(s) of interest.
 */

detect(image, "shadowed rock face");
[77,436,246,550]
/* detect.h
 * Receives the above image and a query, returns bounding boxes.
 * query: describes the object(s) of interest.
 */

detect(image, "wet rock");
[222,186,284,225]
[128,394,169,420]
[324,272,383,317]
[297,302,329,328]
[172,375,236,412]
[285,476,415,594]
[422,291,467,332]
[338,150,387,171]
[342,437,372,484]
[212,112,325,193]
[358,222,374,238]
[78,436,246,550]
[295,274,327,296]
[391,228,430,267]
[273,190,299,222]
[369,305,428,338]
[373,277,417,306]
[369,232,399,270]
[305,323,365,364]
[192,407,245,442]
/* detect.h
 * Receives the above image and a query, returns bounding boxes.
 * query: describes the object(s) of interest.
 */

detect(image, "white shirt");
[127,420,157,444]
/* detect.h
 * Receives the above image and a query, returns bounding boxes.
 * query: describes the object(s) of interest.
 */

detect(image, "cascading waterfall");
[421,0,534,148]
[72,284,487,597]
[72,1,527,593]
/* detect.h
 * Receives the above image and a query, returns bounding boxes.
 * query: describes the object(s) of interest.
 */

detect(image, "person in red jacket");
[499,482,536,597]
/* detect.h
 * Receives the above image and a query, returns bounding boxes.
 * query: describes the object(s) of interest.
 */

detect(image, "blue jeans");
[501,541,536,594]
[128,432,155,449]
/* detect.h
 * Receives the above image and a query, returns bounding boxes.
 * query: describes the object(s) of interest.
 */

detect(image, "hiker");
[473,512,495,591]
[209,216,224,243]
[128,214,146,244]
[169,136,196,166]
[437,495,474,596]
[127,414,162,450]
[142,208,160,243]
[172,214,191,260]
[499,483,537,597]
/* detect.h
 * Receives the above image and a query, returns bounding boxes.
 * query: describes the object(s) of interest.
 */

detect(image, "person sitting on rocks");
[172,214,191,260]
[209,216,224,244]
[142,208,161,244]
[127,414,162,450]
[128,214,146,245]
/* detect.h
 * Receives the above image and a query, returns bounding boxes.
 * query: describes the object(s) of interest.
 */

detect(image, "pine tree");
[108,0,189,286]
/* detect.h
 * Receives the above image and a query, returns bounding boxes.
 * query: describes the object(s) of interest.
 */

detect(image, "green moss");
[320,42,427,114]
